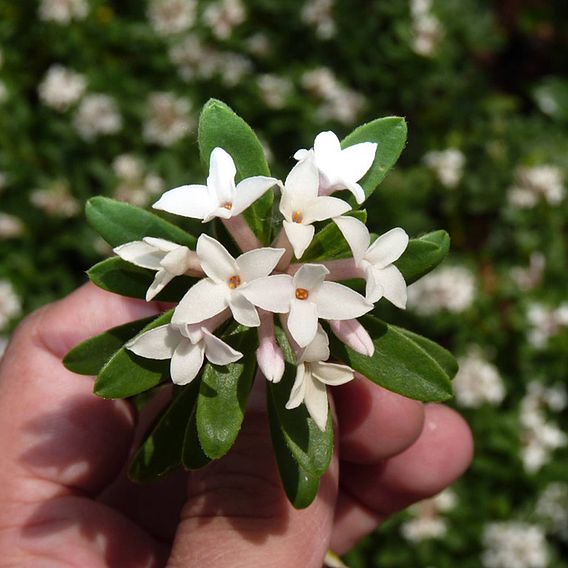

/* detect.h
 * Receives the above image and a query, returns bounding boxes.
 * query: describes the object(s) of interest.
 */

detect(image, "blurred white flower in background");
[74,94,123,141]
[147,0,197,36]
[526,302,568,348]
[535,483,568,541]
[407,265,476,315]
[112,154,164,207]
[410,0,444,57]
[511,252,545,292]
[301,0,336,40]
[401,489,457,542]
[0,280,22,331]
[0,213,24,240]
[508,165,565,208]
[482,522,549,568]
[424,148,466,188]
[202,0,246,40]
[454,348,505,408]
[38,65,86,112]
[30,179,80,218]
[245,33,272,58]
[143,92,193,147]
[257,74,294,110]
[38,0,89,24]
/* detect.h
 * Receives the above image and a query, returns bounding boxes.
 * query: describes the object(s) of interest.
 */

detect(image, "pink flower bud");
[256,310,285,382]
[329,319,374,357]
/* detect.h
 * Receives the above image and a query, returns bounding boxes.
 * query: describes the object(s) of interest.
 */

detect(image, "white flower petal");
[334,216,370,266]
[313,131,342,173]
[299,324,330,363]
[153,184,214,220]
[228,292,260,327]
[374,265,407,309]
[170,340,205,385]
[114,241,164,270]
[288,298,319,347]
[143,237,179,252]
[302,196,351,224]
[304,373,329,431]
[196,234,239,283]
[207,147,236,205]
[126,324,178,359]
[232,176,279,216]
[343,180,366,204]
[311,361,354,386]
[364,263,383,303]
[285,363,307,409]
[293,263,329,292]
[293,148,310,161]
[202,329,243,365]
[146,269,174,301]
[236,247,285,283]
[172,278,228,325]
[160,246,194,275]
[283,220,315,259]
[340,142,377,184]
[329,319,374,357]
[240,275,293,313]
[313,281,372,320]
[366,227,409,268]
[256,336,285,383]
[284,157,319,201]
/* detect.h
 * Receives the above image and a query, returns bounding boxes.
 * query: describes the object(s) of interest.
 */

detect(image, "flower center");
[292,210,303,223]
[222,202,233,210]
[295,288,309,300]
[228,275,241,289]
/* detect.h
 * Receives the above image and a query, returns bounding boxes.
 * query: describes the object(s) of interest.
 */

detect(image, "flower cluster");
[115,132,409,430]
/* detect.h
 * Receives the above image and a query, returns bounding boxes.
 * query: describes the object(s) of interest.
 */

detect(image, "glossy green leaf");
[63,315,156,376]
[198,99,274,245]
[129,384,199,482]
[267,388,321,509]
[301,210,367,263]
[395,230,450,285]
[342,117,407,201]
[94,310,173,399]
[330,316,453,402]
[86,196,196,248]
[196,325,258,459]
[88,257,195,302]
[182,404,212,470]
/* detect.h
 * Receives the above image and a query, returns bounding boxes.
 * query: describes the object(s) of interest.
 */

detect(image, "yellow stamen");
[292,210,303,223]
[222,202,233,210]
[295,288,309,300]
[228,275,241,289]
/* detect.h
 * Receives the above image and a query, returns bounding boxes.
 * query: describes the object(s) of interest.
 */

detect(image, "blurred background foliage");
[1,0,567,566]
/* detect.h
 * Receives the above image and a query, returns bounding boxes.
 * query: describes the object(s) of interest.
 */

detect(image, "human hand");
[0,284,473,567]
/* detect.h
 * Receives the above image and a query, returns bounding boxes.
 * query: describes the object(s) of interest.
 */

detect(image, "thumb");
[166,384,338,568]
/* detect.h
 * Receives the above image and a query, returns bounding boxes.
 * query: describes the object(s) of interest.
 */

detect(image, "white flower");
[74,94,122,140]
[38,0,89,24]
[114,237,200,301]
[295,131,377,204]
[127,319,242,385]
[401,516,447,542]
[536,483,568,541]
[202,0,246,40]
[154,147,279,222]
[0,213,24,239]
[423,148,465,188]
[279,158,351,259]
[38,65,86,112]
[242,263,372,347]
[335,216,408,308]
[30,179,80,218]
[508,165,565,208]
[147,0,197,36]
[113,154,145,181]
[172,234,285,328]
[143,92,194,147]
[301,0,336,39]
[286,325,354,430]
[0,280,22,330]
[257,74,293,110]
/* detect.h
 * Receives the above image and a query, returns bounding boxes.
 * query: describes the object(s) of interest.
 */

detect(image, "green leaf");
[94,310,174,399]
[88,257,196,302]
[198,99,274,245]
[267,388,321,509]
[86,196,196,248]
[330,316,453,402]
[182,407,212,470]
[63,315,156,376]
[301,210,367,263]
[129,384,199,482]
[395,230,450,285]
[342,117,407,201]
[196,325,258,459]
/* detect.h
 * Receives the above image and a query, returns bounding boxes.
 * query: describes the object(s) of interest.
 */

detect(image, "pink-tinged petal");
[293,148,310,161]
[311,361,354,385]
[304,373,329,431]
[153,184,214,220]
[329,318,375,356]
[196,234,239,283]
[232,176,279,216]
[364,263,383,303]
[293,263,329,293]
[285,364,307,409]
[374,265,407,309]
[288,298,319,347]
[299,324,330,364]
[146,269,174,301]
[241,275,293,313]
[170,340,205,385]
[340,142,377,183]
[114,241,164,270]
[302,196,351,224]
[202,329,243,366]
[256,334,285,383]
[366,227,409,268]
[313,281,373,320]
[284,158,320,201]
[283,220,315,259]
[172,278,228,325]
[334,216,370,266]
[343,180,366,204]
[228,292,260,327]
[207,147,237,205]
[126,324,178,359]
[143,237,179,252]
[236,247,285,283]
